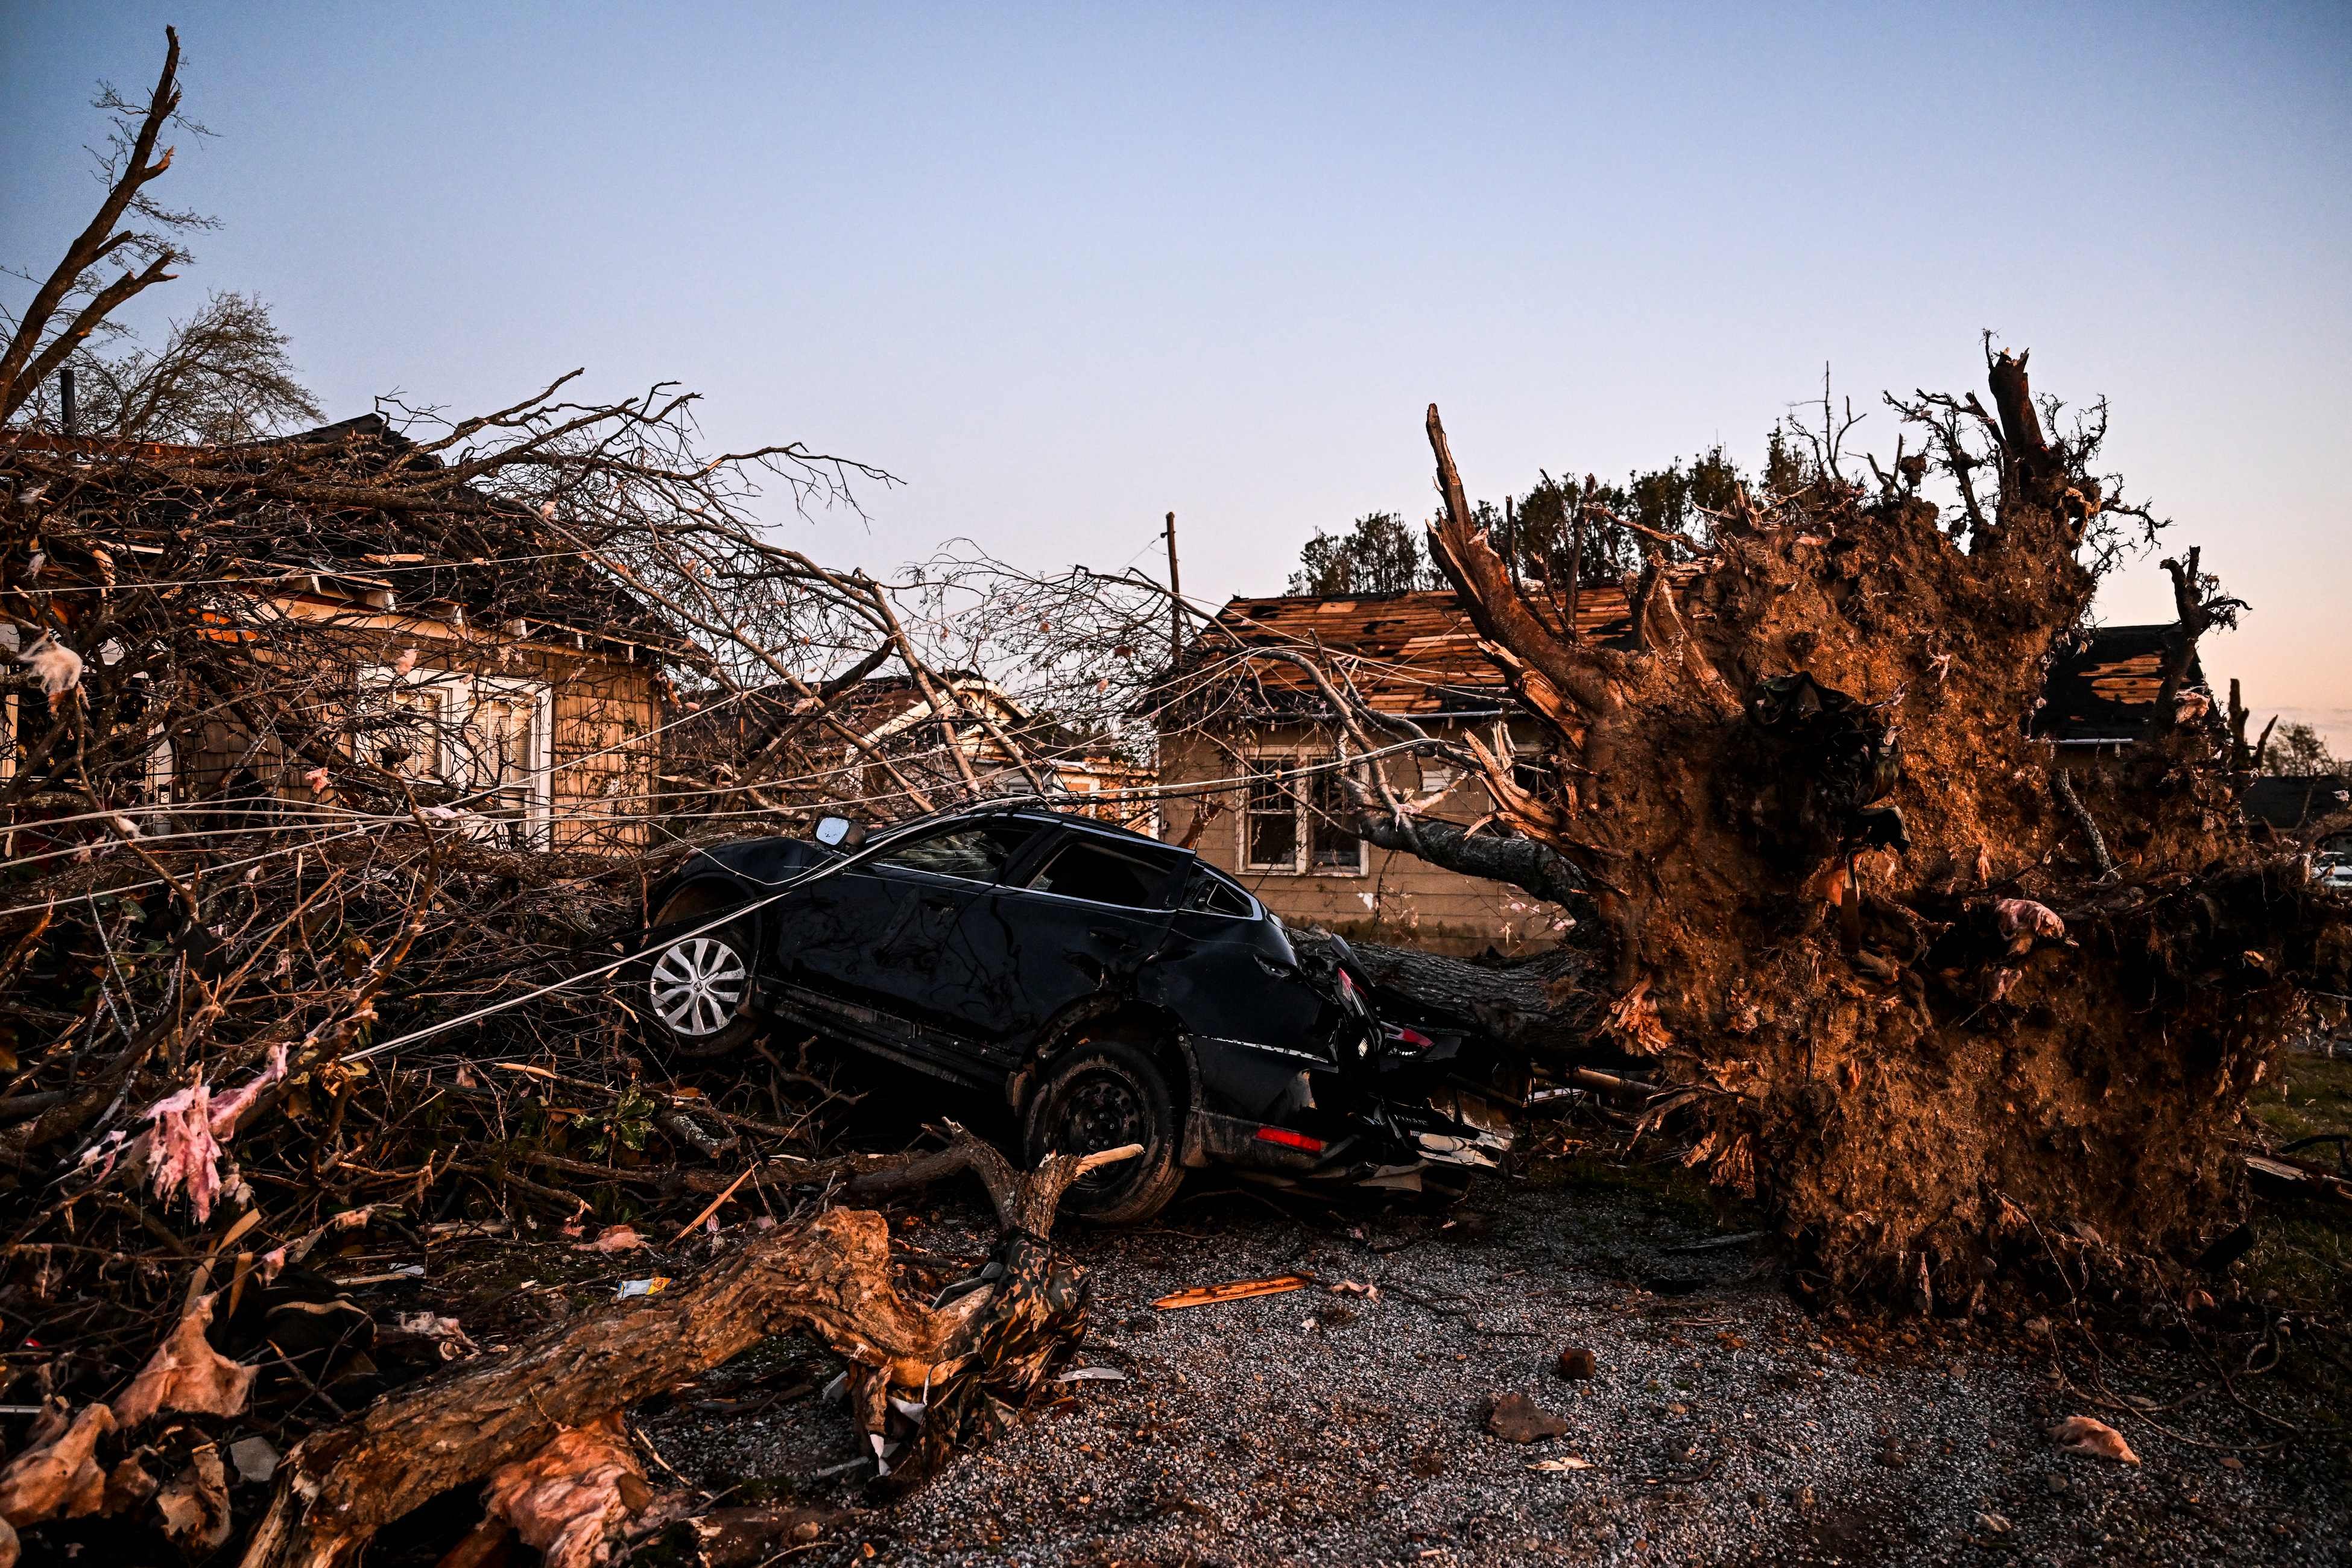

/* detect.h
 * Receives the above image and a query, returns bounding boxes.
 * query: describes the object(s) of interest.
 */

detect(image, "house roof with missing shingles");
[0,418,680,655]
[1175,586,1633,716]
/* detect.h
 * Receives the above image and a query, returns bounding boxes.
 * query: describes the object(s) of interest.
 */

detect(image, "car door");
[1146,863,1334,1057]
[780,817,1045,1070]
[952,827,1187,1057]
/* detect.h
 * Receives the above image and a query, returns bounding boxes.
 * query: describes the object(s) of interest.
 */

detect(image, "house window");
[356,665,552,848]
[450,675,553,846]
[1242,757,1366,875]
[1244,762,1298,870]
[371,681,447,779]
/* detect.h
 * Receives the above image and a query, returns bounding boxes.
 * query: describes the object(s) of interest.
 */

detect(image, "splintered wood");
[1151,1276,1310,1311]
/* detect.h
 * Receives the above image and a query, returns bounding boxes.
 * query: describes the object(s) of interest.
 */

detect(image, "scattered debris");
[144,1043,289,1222]
[112,1293,257,1426]
[229,1436,282,1486]
[1660,1230,1772,1254]
[2048,1415,2140,1465]
[1555,1347,1598,1380]
[1527,1455,1593,1472]
[154,1444,232,1554]
[1483,1392,1570,1444]
[16,634,83,706]
[2244,1151,2352,1206]
[616,1277,673,1301]
[103,1453,159,1516]
[578,1224,651,1253]
[0,1403,113,1530]
[235,1137,1135,1566]
[1995,897,2070,950]
[659,1505,840,1567]
[1152,1276,1310,1311]
[473,1414,651,1568]
[391,1312,479,1360]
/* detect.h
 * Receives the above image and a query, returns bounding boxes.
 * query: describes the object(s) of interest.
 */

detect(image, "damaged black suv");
[637,804,1505,1221]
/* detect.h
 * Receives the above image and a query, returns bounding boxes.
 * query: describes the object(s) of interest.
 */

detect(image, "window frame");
[868,818,1043,887]
[1239,754,1367,877]
[1010,826,1186,910]
[1182,862,1263,920]
[356,663,554,849]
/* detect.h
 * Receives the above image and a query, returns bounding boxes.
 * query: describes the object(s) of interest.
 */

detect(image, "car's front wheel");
[1022,1040,1185,1224]
[644,922,760,1057]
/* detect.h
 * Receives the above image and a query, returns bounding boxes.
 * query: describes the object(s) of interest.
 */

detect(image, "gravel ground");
[642,1168,2348,1567]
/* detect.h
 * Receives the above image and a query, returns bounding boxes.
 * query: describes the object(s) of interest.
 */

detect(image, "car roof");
[973,801,1177,852]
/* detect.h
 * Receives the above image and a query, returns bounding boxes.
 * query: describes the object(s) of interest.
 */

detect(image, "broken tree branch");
[239,1134,1136,1568]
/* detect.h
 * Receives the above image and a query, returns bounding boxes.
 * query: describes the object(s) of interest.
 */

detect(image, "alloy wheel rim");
[1058,1072,1148,1193]
[648,935,749,1037]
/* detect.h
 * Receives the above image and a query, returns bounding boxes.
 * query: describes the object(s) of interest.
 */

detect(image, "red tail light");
[1254,1125,1326,1154]
[1390,1025,1434,1049]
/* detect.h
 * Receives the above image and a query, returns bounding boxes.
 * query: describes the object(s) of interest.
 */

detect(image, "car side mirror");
[814,815,866,849]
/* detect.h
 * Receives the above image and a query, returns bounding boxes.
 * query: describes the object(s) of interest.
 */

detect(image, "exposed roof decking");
[1181,587,1633,715]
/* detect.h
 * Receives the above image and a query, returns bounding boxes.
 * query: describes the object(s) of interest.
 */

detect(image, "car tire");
[642,918,762,1058]
[1022,1040,1185,1225]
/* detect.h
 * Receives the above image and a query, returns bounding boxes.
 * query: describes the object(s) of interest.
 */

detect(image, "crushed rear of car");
[634,804,1509,1221]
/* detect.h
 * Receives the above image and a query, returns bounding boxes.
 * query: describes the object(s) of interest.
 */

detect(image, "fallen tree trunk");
[238,1133,1136,1568]
[1320,933,1602,1060]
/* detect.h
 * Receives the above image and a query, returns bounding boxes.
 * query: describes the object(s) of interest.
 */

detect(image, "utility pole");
[59,367,75,437]
[1163,511,1185,663]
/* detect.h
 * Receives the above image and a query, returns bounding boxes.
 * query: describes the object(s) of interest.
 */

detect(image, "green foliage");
[1285,437,1763,599]
[1763,422,1816,500]
[586,1084,662,1157]
[1494,447,1744,590]
[1289,511,1438,595]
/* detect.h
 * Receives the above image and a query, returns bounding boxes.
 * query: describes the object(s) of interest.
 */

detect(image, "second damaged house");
[1146,587,1636,956]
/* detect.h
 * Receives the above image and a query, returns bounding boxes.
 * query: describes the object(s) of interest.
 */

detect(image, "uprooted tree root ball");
[1395,346,2348,1303]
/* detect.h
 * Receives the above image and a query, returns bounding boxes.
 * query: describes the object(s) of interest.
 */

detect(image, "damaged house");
[1,418,672,853]
[1149,587,1645,956]
[2242,773,2352,850]
[2032,620,2223,763]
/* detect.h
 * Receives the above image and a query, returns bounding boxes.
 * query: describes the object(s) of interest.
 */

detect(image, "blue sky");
[6,3,2347,731]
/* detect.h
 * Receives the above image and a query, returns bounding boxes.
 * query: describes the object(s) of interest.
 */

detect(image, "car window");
[871,821,1038,882]
[1184,865,1256,917]
[1023,835,1181,909]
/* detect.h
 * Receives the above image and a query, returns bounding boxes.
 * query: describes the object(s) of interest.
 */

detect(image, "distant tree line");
[2266,721,2341,777]
[1289,427,1819,596]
